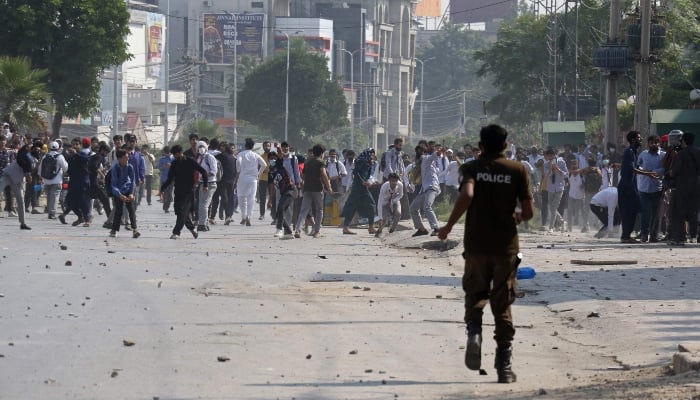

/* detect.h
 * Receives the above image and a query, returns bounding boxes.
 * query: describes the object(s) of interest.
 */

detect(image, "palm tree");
[0,56,51,130]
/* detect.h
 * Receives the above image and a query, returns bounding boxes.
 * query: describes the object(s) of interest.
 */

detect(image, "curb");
[673,344,700,374]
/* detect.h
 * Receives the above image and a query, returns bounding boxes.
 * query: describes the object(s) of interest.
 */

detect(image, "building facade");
[160,0,417,149]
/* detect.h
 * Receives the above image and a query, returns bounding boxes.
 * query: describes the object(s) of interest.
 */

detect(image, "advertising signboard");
[416,0,442,17]
[451,0,517,24]
[147,12,164,78]
[203,13,265,65]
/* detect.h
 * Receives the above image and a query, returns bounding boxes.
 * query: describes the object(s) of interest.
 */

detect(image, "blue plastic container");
[517,266,536,280]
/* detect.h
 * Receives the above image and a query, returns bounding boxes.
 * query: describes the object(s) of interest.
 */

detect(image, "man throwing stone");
[438,124,533,383]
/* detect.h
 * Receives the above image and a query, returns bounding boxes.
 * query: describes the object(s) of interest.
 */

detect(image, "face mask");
[198,147,207,155]
[329,156,336,162]
[270,159,277,167]
[608,148,615,153]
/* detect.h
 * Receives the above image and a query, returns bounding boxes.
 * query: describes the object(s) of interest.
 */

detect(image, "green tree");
[648,0,700,108]
[187,118,221,139]
[414,24,495,138]
[474,0,700,131]
[236,41,348,147]
[474,14,554,125]
[0,0,131,137]
[417,24,493,100]
[0,56,51,130]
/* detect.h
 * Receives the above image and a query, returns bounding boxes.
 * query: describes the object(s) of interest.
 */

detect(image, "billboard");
[146,12,164,78]
[203,13,265,64]
[416,0,442,18]
[451,0,517,24]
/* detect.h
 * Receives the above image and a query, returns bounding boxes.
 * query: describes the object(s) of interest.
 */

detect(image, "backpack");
[408,157,422,185]
[275,169,294,194]
[206,154,223,182]
[584,168,602,193]
[40,154,60,180]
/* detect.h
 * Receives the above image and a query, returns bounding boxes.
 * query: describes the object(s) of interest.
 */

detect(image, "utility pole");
[341,48,354,150]
[604,0,621,147]
[164,0,170,145]
[112,65,119,137]
[634,0,651,136]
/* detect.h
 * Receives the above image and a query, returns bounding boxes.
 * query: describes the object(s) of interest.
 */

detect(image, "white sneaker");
[274,229,283,238]
[281,233,295,240]
[169,234,179,240]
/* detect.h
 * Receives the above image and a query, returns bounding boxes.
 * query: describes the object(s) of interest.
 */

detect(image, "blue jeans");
[409,188,439,231]
[639,191,661,240]
[547,190,564,229]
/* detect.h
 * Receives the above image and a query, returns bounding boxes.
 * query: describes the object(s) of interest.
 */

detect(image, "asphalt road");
[1,203,699,399]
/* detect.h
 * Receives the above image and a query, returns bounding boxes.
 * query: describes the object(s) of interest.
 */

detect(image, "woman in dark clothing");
[341,148,377,235]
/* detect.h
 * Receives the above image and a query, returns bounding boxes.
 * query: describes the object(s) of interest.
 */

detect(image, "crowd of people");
[518,130,700,245]
[1,121,699,246]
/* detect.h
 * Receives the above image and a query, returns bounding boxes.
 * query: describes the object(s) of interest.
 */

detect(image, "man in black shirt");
[438,124,533,384]
[294,144,332,238]
[160,145,208,239]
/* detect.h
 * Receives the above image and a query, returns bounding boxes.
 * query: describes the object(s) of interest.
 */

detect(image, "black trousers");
[671,188,699,241]
[258,180,269,217]
[91,186,112,216]
[174,191,195,235]
[111,197,136,231]
[275,192,294,234]
[590,204,620,229]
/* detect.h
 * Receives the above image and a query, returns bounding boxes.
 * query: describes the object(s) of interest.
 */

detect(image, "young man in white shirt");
[590,186,620,238]
[376,173,404,235]
[236,138,267,226]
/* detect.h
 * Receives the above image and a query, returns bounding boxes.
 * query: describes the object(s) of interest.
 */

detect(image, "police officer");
[438,124,534,383]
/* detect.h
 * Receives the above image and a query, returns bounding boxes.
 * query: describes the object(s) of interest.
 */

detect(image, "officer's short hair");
[479,124,508,153]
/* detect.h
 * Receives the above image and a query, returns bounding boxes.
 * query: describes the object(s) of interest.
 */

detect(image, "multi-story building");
[161,0,417,148]
[63,1,186,148]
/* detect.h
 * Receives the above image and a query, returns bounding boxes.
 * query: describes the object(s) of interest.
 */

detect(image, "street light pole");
[276,30,303,142]
[341,48,354,150]
[277,31,291,142]
[414,57,433,139]
[223,11,239,146]
[233,14,238,147]
[164,0,170,145]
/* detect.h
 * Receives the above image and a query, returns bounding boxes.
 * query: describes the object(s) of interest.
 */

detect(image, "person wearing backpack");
[38,141,68,220]
[0,143,36,229]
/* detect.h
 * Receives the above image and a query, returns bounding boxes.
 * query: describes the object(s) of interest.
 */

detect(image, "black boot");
[465,332,482,370]
[495,346,517,383]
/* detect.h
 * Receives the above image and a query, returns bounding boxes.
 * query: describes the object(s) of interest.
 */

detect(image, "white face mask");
[198,147,207,155]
